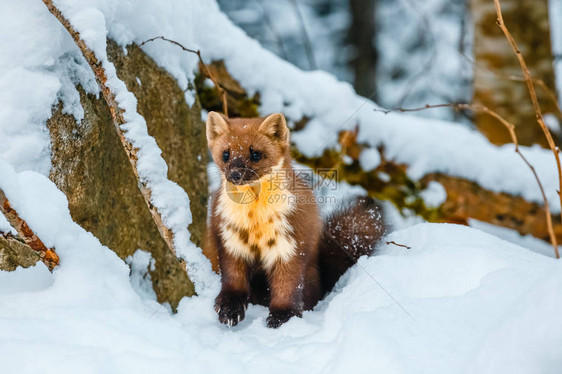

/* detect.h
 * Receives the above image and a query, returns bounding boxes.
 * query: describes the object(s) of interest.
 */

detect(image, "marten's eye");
[222,150,230,163]
[250,148,262,162]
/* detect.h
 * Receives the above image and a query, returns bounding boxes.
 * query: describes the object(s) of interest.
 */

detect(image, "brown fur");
[205,112,385,328]
[318,196,386,292]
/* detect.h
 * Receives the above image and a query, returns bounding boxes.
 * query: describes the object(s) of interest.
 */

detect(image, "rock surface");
[0,234,41,272]
[48,40,208,309]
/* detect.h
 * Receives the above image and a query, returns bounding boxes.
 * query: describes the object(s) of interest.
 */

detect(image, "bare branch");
[0,189,59,270]
[140,36,229,116]
[375,103,559,258]
[493,0,562,258]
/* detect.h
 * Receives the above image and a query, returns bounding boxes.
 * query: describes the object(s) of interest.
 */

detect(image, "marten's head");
[206,112,290,185]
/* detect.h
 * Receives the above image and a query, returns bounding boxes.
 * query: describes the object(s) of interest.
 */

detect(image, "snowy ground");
[1,0,562,373]
[1,173,561,373]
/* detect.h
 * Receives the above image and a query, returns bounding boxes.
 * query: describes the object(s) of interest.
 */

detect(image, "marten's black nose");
[229,170,242,183]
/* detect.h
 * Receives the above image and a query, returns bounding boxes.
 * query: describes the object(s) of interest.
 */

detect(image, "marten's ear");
[206,111,230,147]
[258,113,289,144]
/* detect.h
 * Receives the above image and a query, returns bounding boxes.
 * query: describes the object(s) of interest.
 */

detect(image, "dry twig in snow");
[0,189,59,270]
[375,103,560,258]
[386,241,411,250]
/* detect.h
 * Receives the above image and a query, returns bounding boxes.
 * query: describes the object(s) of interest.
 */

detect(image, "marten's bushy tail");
[318,196,386,293]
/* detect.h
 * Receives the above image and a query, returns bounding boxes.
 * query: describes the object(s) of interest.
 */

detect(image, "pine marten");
[205,112,385,328]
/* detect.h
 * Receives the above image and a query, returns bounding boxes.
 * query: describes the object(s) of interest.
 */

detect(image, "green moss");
[293,147,444,222]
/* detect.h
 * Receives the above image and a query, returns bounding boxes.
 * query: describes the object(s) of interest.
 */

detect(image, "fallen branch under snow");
[375,103,559,259]
[0,188,59,270]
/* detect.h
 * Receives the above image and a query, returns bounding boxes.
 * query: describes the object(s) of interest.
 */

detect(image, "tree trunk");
[348,0,378,99]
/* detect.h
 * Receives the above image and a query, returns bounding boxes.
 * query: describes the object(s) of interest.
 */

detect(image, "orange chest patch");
[217,175,296,268]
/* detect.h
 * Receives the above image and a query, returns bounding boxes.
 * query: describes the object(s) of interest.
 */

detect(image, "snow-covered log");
[197,61,562,251]
[0,189,59,270]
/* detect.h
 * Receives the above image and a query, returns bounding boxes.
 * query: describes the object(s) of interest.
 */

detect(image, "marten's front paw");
[214,291,249,327]
[266,309,301,328]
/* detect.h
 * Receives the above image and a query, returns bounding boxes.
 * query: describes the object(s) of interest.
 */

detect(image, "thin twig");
[375,103,559,258]
[494,0,562,259]
[0,189,59,270]
[386,241,411,250]
[140,36,229,116]
[41,1,183,263]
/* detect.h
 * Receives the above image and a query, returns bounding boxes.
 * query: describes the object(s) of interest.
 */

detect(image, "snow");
[54,52,100,120]
[0,213,15,235]
[217,0,352,83]
[420,181,447,208]
[469,218,560,258]
[0,67,60,175]
[0,263,54,294]
[125,250,159,302]
[1,0,562,372]
[1,184,561,374]
[3,157,560,373]
[296,107,560,211]
[544,113,561,135]
[358,147,381,172]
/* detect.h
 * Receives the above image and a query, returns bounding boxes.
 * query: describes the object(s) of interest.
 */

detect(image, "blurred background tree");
[472,0,558,146]
[217,0,561,145]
